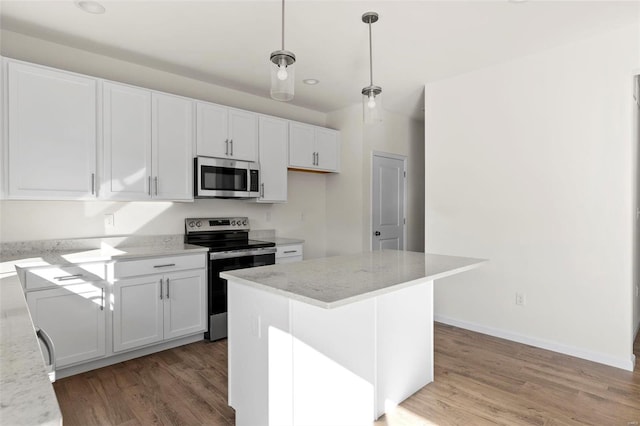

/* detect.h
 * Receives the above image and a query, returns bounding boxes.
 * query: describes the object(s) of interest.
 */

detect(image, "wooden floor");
[54,323,640,425]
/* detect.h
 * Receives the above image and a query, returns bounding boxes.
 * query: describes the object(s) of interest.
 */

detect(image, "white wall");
[325,104,425,256]
[425,24,640,370]
[0,31,331,259]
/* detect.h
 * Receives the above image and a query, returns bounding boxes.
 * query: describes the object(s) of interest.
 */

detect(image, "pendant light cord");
[281,0,285,50]
[369,22,374,86]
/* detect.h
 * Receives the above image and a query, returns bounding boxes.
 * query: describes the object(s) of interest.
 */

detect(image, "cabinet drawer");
[114,253,205,279]
[25,264,107,290]
[276,244,303,259]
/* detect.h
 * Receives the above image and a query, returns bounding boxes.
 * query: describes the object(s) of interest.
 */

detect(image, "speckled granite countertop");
[0,235,208,274]
[0,272,62,426]
[0,235,209,425]
[221,251,486,309]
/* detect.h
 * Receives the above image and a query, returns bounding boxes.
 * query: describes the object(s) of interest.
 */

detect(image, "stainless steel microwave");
[194,156,260,199]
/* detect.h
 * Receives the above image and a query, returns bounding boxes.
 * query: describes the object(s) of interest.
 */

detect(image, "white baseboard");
[435,314,635,372]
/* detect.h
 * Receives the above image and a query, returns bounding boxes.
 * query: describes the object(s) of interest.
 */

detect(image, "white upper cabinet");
[289,122,340,172]
[102,82,152,199]
[102,82,194,201]
[6,60,98,199]
[257,116,288,203]
[196,102,258,162]
[152,92,194,201]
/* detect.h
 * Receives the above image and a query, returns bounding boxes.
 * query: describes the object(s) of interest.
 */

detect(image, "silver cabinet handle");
[154,176,159,196]
[283,250,297,254]
[166,278,170,299]
[317,152,320,166]
[91,173,95,195]
[100,287,104,311]
[160,278,163,300]
[54,274,83,281]
[148,176,151,196]
[312,152,315,165]
[260,183,265,198]
[154,263,176,268]
[230,139,233,156]
[36,327,56,370]
[225,139,229,155]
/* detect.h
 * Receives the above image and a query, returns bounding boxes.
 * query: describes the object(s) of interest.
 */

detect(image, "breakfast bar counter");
[221,250,486,426]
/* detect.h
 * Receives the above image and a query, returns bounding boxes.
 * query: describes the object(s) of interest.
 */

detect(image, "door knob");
[374,231,381,236]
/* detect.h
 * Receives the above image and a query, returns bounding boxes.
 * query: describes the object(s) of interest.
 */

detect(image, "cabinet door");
[113,276,164,352]
[196,101,228,158]
[228,109,258,162]
[315,128,340,172]
[102,82,152,199]
[27,283,106,367]
[152,93,194,200]
[163,269,207,340]
[7,61,97,199]
[288,122,315,169]
[257,116,288,203]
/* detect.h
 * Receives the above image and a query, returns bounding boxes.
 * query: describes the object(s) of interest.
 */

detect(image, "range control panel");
[185,217,250,233]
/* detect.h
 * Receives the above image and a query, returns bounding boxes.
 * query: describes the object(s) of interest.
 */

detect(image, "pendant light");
[361,12,382,124]
[270,0,296,101]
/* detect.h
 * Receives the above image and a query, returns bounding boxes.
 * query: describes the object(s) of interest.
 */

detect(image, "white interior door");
[372,153,406,251]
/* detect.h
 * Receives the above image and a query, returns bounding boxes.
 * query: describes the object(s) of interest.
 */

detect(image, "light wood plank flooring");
[54,323,640,425]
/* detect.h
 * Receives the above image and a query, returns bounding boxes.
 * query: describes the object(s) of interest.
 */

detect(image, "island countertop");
[221,250,486,309]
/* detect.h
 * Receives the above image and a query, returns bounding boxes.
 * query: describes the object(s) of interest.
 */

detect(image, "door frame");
[370,151,408,251]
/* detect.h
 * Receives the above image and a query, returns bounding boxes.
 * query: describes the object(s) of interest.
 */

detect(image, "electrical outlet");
[515,292,526,306]
[104,213,115,228]
[636,285,639,298]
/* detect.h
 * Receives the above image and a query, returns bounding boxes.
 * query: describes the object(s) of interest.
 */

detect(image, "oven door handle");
[210,247,276,260]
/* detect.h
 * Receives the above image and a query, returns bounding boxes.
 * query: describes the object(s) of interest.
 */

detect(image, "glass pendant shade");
[362,85,382,124]
[270,50,296,102]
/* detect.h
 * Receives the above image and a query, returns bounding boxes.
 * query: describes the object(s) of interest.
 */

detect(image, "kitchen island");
[221,250,486,426]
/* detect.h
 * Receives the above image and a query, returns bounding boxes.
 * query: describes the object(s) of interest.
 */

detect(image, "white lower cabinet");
[112,256,206,353]
[27,282,107,368]
[112,275,164,352]
[22,252,206,376]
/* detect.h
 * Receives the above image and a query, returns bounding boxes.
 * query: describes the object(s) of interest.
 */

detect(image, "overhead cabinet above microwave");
[196,102,258,163]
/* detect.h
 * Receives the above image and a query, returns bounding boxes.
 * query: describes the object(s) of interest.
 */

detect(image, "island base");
[228,279,434,425]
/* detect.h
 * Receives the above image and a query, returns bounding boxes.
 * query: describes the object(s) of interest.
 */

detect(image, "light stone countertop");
[1,243,208,273]
[221,250,486,309]
[0,272,62,426]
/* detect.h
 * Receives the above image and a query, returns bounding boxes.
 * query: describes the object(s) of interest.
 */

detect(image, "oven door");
[195,156,254,198]
[207,248,276,341]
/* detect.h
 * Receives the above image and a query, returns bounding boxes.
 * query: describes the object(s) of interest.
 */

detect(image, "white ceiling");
[1,1,638,120]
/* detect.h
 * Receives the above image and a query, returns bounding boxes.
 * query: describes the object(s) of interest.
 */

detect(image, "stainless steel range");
[184,217,276,341]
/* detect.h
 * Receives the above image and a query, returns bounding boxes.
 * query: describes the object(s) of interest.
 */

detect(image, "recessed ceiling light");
[303,79,320,85]
[75,0,106,14]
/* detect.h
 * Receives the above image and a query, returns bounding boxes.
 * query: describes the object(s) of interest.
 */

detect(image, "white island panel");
[223,251,486,425]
